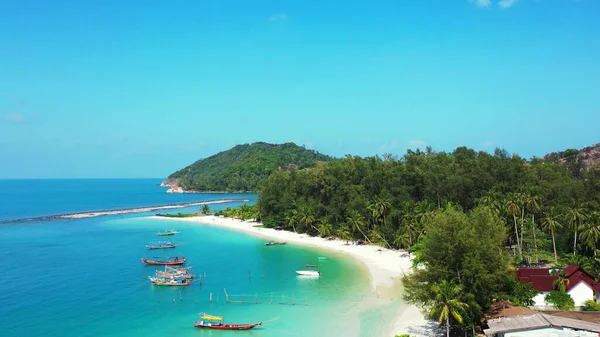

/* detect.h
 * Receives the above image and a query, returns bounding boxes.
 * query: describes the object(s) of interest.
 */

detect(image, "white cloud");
[3,113,25,123]
[269,13,287,23]
[471,0,492,8]
[482,141,497,148]
[408,139,427,148]
[498,0,518,8]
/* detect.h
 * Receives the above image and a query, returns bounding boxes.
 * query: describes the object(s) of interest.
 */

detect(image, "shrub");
[544,291,575,311]
[581,300,600,311]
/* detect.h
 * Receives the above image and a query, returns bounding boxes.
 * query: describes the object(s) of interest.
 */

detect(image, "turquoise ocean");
[0,179,399,337]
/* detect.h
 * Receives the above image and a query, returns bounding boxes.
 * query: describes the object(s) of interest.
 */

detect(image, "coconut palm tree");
[375,196,391,227]
[580,213,600,256]
[429,280,469,337]
[541,208,563,263]
[200,204,210,215]
[506,198,522,260]
[393,229,411,249]
[552,271,570,292]
[297,205,318,235]
[284,209,298,233]
[568,204,588,256]
[525,194,541,260]
[346,210,370,243]
[336,225,352,245]
[317,219,333,238]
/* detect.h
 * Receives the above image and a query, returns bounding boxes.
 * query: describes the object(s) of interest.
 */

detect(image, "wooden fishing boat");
[265,241,287,246]
[296,270,320,276]
[194,322,261,330]
[156,265,194,279]
[157,230,180,236]
[145,241,176,249]
[148,276,190,286]
[194,313,261,330]
[141,257,186,265]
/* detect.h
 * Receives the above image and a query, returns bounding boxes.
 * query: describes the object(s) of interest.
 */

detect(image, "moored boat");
[194,313,261,330]
[265,241,287,246]
[305,264,318,268]
[296,270,320,276]
[145,241,176,249]
[148,276,190,286]
[156,265,194,279]
[141,256,186,265]
[157,230,180,236]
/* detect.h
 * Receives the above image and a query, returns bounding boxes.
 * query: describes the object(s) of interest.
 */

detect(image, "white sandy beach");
[151,214,439,337]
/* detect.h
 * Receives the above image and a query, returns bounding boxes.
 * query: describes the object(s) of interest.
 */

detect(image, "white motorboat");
[296,270,320,276]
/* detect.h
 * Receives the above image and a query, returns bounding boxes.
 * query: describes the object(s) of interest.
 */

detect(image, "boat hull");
[296,270,320,276]
[194,322,261,330]
[141,258,186,265]
[146,245,176,249]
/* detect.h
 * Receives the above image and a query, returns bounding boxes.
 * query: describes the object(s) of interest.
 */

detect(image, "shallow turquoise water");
[0,179,404,337]
[0,211,373,337]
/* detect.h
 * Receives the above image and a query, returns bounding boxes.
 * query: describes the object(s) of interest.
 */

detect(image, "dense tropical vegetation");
[164,142,334,192]
[251,144,600,333]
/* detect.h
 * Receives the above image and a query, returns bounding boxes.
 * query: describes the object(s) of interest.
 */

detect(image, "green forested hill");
[163,142,334,192]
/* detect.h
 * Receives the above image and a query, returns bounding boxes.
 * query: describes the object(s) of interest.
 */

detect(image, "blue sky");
[0,0,599,178]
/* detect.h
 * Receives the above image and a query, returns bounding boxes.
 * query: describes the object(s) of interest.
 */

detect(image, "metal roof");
[484,313,600,335]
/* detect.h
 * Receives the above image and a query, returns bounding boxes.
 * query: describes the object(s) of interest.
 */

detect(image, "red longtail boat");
[141,257,186,265]
[193,322,261,330]
[194,313,261,330]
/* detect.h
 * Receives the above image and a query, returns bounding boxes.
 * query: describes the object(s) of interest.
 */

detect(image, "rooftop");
[484,313,600,335]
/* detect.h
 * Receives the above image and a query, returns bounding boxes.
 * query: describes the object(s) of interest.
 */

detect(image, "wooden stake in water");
[179,290,182,302]
[210,293,213,302]
[248,269,251,279]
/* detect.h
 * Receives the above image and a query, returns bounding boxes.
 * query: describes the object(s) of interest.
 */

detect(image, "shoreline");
[150,214,437,337]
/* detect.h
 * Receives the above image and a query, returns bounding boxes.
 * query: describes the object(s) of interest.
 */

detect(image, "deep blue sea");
[0,179,394,337]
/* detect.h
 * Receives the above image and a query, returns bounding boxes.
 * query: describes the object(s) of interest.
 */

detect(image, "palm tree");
[580,213,600,256]
[297,205,318,235]
[429,280,469,337]
[393,229,411,249]
[525,194,541,260]
[317,219,333,238]
[506,198,522,260]
[375,196,391,227]
[336,225,352,245]
[541,208,563,263]
[568,204,588,256]
[200,204,210,215]
[346,210,370,243]
[284,209,298,233]
[552,271,570,292]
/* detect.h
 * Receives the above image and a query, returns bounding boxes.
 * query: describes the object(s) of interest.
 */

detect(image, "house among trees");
[516,264,600,307]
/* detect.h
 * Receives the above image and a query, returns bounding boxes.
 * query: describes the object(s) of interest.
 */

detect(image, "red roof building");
[516,264,600,307]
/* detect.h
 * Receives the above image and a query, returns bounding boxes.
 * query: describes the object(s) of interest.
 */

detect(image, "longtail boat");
[156,265,194,279]
[141,257,186,265]
[194,313,261,330]
[157,230,180,236]
[148,276,190,286]
[265,241,287,246]
[145,241,176,249]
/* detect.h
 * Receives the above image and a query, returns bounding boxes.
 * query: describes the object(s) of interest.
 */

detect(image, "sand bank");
[151,214,439,336]
[56,200,248,219]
